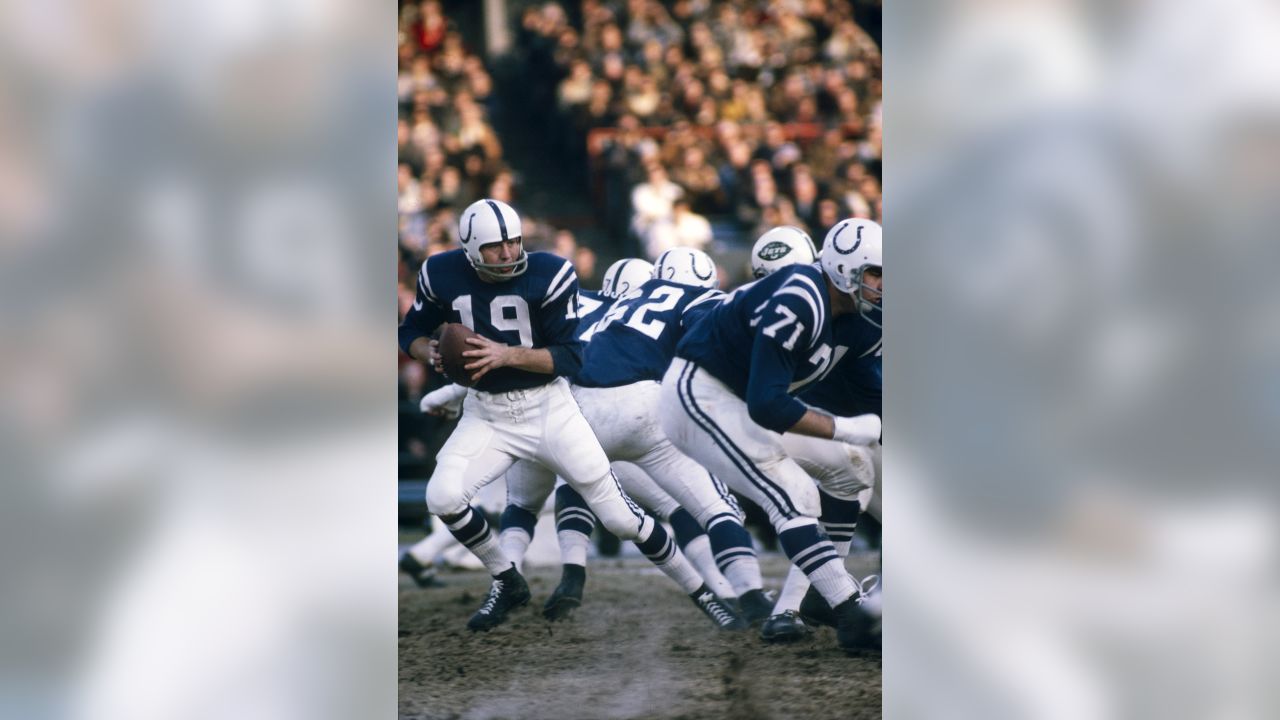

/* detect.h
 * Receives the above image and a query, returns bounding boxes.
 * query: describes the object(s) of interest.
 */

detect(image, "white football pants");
[425,377,646,540]
[571,381,742,528]
[659,359,822,527]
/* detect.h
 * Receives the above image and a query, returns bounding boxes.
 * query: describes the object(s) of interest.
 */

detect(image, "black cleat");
[737,588,775,626]
[467,567,530,632]
[835,596,881,656]
[399,552,444,588]
[691,586,748,631]
[542,564,586,621]
[798,586,838,628]
[760,610,813,643]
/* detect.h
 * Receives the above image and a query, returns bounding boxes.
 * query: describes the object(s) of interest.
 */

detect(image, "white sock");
[771,563,811,614]
[653,547,706,595]
[557,529,591,568]
[443,509,511,576]
[806,556,856,608]
[720,556,763,597]
[499,528,532,573]
[682,535,737,599]
[635,518,704,595]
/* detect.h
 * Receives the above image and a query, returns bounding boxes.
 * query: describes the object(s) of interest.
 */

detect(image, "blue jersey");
[398,249,583,393]
[799,311,882,418]
[574,289,616,343]
[675,263,843,433]
[576,279,724,388]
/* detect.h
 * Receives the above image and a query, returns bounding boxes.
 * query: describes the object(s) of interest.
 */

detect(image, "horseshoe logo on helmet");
[691,254,713,280]
[460,213,476,244]
[830,222,864,254]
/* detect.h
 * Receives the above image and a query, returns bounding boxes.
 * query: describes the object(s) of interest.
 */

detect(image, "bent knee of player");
[592,500,644,540]
[425,464,470,517]
[425,481,466,517]
[769,462,821,519]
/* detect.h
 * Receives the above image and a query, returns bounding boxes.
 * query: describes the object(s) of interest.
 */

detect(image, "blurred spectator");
[631,164,684,257]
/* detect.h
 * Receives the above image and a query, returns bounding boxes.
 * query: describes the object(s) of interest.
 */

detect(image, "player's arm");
[463,261,583,381]
[399,262,448,370]
[753,352,880,443]
[743,292,816,434]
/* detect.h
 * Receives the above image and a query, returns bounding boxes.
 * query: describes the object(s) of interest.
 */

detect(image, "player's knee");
[425,475,467,517]
[790,479,822,518]
[595,501,644,541]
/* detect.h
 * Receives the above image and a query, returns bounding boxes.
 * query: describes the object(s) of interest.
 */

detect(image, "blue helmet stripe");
[484,199,509,241]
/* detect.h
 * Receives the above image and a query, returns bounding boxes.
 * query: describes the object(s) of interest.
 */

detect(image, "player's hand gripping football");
[461,336,516,383]
[423,338,446,376]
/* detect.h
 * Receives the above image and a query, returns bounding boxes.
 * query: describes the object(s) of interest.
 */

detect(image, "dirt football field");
[399,553,881,720]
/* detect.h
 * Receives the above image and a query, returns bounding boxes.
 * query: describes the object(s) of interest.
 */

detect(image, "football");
[437,323,479,386]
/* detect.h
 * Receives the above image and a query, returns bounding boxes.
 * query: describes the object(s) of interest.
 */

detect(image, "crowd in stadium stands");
[515,0,882,260]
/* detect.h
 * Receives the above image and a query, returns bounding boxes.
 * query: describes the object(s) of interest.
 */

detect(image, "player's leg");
[542,480,596,621]
[612,461,737,600]
[399,514,454,587]
[426,412,529,631]
[536,379,745,629]
[775,432,882,633]
[577,381,752,603]
[498,459,556,572]
[631,440,773,622]
[660,360,876,652]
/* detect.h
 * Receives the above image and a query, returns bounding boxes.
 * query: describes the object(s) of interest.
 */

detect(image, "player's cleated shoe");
[467,566,530,632]
[798,586,837,628]
[834,595,881,656]
[737,588,775,626]
[542,564,585,621]
[760,610,813,643]
[691,586,748,630]
[399,552,445,588]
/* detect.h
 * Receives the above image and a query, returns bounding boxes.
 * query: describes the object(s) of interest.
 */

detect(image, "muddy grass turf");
[399,554,880,720]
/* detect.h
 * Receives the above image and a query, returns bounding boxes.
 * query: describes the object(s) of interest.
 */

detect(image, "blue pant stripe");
[677,363,798,518]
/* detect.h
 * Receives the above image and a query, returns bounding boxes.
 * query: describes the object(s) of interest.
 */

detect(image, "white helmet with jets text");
[820,218,882,327]
[652,247,718,289]
[599,258,655,298]
[458,198,527,280]
[751,226,817,278]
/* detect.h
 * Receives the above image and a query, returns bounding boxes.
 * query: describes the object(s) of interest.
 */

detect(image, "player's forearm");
[407,336,435,364]
[785,409,836,439]
[505,347,556,374]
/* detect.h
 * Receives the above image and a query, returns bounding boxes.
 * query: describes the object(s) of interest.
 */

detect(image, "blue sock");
[554,484,597,536]
[500,504,538,536]
[668,508,704,549]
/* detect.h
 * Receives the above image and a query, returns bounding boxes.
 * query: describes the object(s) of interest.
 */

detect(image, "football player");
[658,218,884,654]
[400,199,742,631]
[569,247,778,624]
[742,227,883,643]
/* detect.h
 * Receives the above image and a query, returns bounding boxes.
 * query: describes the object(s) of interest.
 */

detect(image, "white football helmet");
[652,247,718,289]
[820,218,882,328]
[599,258,655,298]
[751,226,817,278]
[458,198,527,280]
